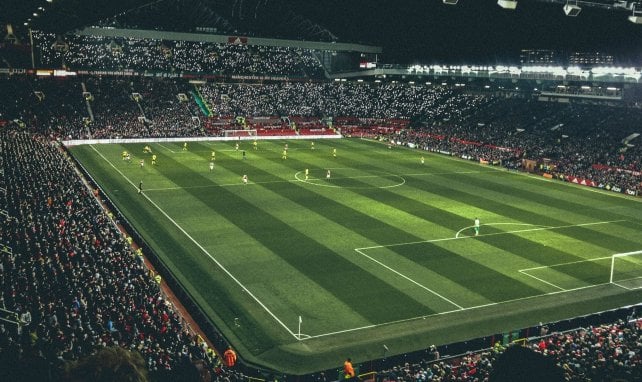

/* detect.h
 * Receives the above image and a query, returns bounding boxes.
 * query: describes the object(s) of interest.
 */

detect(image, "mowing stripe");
[354,248,464,310]
[85,142,640,342]
[89,145,299,339]
[144,178,296,191]
[356,220,627,251]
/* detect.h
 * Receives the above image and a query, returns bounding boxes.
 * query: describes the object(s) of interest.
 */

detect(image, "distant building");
[568,52,614,67]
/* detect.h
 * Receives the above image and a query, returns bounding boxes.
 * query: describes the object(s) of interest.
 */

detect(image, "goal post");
[609,250,642,287]
[223,129,257,138]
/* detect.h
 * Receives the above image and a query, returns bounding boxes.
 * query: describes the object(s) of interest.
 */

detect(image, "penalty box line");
[356,220,627,251]
[354,248,464,310]
[353,220,627,314]
[519,255,613,291]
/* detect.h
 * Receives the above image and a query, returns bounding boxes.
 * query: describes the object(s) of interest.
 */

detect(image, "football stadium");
[1,1,642,381]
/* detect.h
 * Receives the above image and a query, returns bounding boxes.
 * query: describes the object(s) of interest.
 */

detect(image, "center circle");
[295,168,406,189]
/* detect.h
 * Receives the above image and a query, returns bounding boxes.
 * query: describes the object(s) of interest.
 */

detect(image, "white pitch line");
[89,145,299,339]
[519,255,614,272]
[455,223,551,239]
[88,144,638,341]
[294,171,406,189]
[142,170,491,192]
[356,220,627,251]
[301,280,616,340]
[157,143,177,153]
[611,282,633,291]
[403,170,489,177]
[354,248,464,310]
[611,275,642,291]
[518,269,565,291]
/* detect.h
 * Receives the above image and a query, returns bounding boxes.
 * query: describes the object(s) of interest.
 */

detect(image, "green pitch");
[69,138,642,374]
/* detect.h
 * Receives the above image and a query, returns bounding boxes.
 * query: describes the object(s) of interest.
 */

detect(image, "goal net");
[609,250,642,289]
[223,129,257,138]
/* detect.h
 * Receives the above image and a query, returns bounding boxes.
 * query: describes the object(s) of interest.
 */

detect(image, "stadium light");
[563,1,582,16]
[629,4,642,24]
[497,0,518,10]
[442,0,459,4]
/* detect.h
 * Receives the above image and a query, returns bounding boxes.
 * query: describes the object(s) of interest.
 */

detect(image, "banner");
[228,36,248,45]
[592,163,641,176]
[566,175,597,188]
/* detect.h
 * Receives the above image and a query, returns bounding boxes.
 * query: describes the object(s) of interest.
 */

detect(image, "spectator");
[223,346,237,368]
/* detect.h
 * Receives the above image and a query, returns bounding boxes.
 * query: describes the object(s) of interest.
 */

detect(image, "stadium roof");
[1,0,642,65]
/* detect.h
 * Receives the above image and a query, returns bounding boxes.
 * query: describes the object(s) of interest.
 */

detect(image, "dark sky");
[293,0,642,65]
[1,0,641,65]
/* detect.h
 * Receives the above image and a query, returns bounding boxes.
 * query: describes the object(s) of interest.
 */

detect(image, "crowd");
[83,76,205,139]
[0,130,235,381]
[1,73,642,380]
[33,32,325,78]
[0,76,205,140]
[199,81,487,120]
[376,317,642,381]
[1,75,641,192]
[386,97,642,193]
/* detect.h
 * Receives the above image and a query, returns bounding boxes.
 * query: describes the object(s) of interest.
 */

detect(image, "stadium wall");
[62,134,342,147]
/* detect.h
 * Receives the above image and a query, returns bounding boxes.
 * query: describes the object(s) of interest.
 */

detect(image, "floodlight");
[629,4,642,24]
[563,3,582,16]
[497,0,517,10]
[442,0,459,4]
[629,15,642,23]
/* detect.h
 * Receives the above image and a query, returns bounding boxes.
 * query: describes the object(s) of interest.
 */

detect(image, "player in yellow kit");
[152,154,157,165]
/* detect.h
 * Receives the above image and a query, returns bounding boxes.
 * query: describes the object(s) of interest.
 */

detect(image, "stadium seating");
[2,73,642,380]
[32,31,325,78]
[377,317,641,381]
[0,131,224,381]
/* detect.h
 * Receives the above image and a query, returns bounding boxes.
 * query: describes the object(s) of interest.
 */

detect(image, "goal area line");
[519,250,642,292]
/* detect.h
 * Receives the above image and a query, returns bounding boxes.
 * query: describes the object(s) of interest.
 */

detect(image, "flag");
[299,316,302,324]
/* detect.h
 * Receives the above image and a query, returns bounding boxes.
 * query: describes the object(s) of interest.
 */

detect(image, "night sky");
[293,0,642,65]
[1,0,641,66]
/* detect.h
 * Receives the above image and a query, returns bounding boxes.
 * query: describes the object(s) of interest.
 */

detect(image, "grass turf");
[68,138,642,374]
